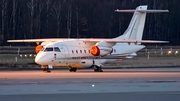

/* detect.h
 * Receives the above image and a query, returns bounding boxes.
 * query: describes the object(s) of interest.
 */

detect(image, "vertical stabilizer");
[115,5,147,40]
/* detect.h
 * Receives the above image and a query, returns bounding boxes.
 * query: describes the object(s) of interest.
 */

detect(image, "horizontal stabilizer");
[115,9,169,13]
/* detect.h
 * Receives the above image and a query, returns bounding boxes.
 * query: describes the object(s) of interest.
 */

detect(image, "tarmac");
[0,68,180,101]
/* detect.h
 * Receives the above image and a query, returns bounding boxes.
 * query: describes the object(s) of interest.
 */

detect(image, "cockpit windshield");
[42,47,61,52]
[44,47,53,51]
[54,47,61,52]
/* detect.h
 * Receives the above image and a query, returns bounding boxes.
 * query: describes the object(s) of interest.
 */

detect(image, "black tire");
[94,67,103,72]
[69,67,77,72]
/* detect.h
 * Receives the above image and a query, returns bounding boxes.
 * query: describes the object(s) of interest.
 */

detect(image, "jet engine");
[35,40,52,54]
[90,45,113,56]
[35,45,43,54]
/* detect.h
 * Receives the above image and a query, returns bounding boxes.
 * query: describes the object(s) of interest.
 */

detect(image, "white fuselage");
[35,40,145,68]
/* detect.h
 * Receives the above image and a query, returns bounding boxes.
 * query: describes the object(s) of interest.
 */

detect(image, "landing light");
[168,51,172,54]
[175,51,178,54]
[29,54,32,57]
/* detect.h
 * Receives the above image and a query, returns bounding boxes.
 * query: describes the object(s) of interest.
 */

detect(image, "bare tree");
[106,0,116,37]
[0,0,179,45]
[1,0,8,44]
[45,0,52,35]
[153,0,159,38]
[27,0,36,38]
[36,0,44,38]
[46,0,51,23]
[66,3,72,38]
[12,0,18,39]
[76,6,79,38]
[52,1,62,37]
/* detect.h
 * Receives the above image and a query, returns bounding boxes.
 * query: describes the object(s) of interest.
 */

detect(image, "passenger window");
[54,47,61,52]
[80,50,82,53]
[84,50,86,53]
[72,50,74,54]
[114,49,116,53]
[76,50,78,54]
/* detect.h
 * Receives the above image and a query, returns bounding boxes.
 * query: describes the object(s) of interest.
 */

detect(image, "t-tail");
[114,5,168,43]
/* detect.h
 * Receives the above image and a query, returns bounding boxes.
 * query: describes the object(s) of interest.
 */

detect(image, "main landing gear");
[69,67,77,72]
[93,65,103,72]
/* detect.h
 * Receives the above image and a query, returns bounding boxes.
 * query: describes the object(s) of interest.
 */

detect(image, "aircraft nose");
[35,56,43,65]
[35,53,51,65]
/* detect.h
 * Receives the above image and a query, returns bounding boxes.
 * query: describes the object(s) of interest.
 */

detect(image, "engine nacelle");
[90,45,112,56]
[35,40,52,54]
[35,45,43,54]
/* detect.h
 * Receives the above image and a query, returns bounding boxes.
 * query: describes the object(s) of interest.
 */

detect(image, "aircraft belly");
[52,59,93,68]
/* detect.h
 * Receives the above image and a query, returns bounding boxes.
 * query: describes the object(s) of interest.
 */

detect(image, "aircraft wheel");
[43,67,51,73]
[69,67,77,72]
[93,66,103,72]
[94,69,98,72]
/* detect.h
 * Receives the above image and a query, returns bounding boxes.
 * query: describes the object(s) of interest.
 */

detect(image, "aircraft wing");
[7,38,73,42]
[7,38,168,43]
[82,39,169,43]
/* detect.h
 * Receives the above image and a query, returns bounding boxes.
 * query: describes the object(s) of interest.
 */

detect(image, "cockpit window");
[44,47,53,51]
[54,47,61,52]
[43,47,61,52]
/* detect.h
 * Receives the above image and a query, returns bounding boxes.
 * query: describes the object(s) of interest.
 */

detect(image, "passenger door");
[60,45,69,62]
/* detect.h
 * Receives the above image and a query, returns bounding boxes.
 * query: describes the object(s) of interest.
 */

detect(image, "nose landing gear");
[43,68,51,73]
[41,65,52,73]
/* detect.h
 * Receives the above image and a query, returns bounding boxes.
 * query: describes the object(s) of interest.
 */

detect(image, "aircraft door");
[60,45,69,58]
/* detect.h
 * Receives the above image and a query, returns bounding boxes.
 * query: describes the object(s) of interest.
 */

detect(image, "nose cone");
[35,52,51,65]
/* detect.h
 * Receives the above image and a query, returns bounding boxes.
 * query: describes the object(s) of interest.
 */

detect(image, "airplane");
[8,5,169,72]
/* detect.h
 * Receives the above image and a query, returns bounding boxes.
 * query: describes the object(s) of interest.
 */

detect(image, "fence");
[0,46,35,54]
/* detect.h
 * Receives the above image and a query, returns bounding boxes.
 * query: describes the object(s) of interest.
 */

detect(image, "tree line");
[0,0,180,45]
